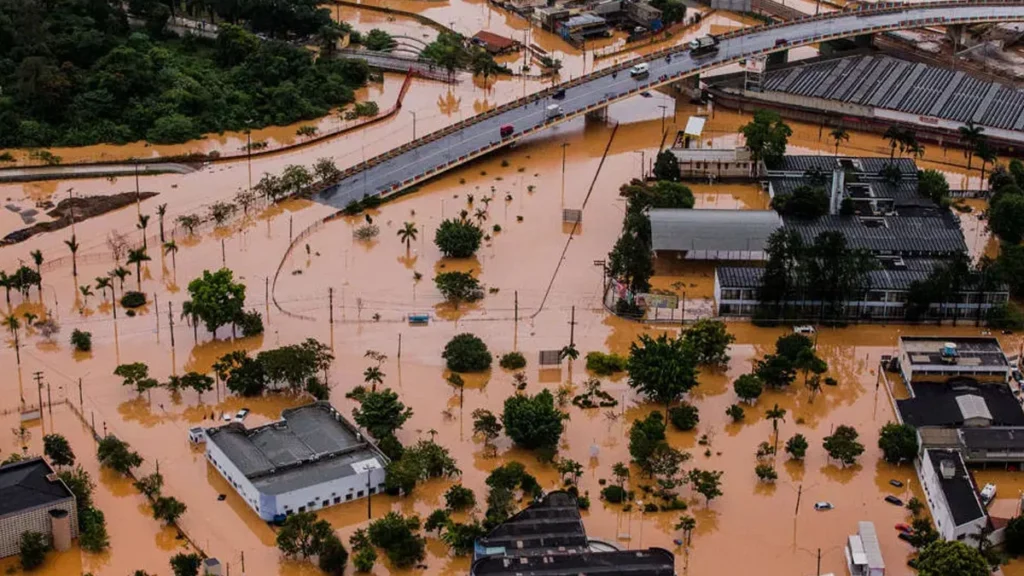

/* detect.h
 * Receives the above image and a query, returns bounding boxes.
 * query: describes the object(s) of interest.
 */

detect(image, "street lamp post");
[409,111,417,140]
[635,150,646,180]
[560,142,570,195]
[246,119,253,194]
[658,105,667,133]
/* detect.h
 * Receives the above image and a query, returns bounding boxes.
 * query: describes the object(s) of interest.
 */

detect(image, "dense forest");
[0,0,369,147]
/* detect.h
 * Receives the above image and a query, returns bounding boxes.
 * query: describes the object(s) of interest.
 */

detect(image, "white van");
[545,104,564,119]
[630,63,650,77]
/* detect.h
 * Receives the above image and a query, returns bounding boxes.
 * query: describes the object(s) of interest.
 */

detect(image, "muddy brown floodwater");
[0,12,1015,576]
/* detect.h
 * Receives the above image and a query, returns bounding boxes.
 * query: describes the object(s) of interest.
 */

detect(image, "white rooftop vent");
[939,459,956,480]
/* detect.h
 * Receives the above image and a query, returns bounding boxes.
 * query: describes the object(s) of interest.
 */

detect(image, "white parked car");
[234,408,250,423]
[794,325,816,335]
[813,501,833,511]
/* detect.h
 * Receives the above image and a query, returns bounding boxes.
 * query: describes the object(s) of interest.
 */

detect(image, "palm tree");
[559,342,579,361]
[79,285,93,308]
[397,222,418,252]
[4,314,20,364]
[64,235,80,278]
[137,214,151,250]
[156,203,168,243]
[470,48,501,84]
[959,121,985,170]
[829,125,849,156]
[95,276,112,302]
[111,267,131,292]
[363,366,385,391]
[163,241,179,275]
[474,208,488,224]
[977,141,998,191]
[883,126,904,161]
[30,250,43,295]
[22,312,37,327]
[126,249,151,291]
[765,403,787,456]
[0,271,11,307]
[675,515,697,546]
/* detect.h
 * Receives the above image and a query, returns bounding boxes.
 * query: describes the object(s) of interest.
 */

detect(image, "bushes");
[444,484,476,511]
[70,329,92,352]
[601,484,627,503]
[120,291,146,308]
[442,333,492,372]
[19,531,48,571]
[499,351,526,370]
[502,390,567,450]
[234,310,265,337]
[668,403,700,431]
[987,302,1024,330]
[585,351,627,375]
[434,218,483,258]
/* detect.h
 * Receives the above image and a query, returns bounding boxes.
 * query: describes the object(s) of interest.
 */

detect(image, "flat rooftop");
[471,548,676,575]
[0,458,73,516]
[901,336,1008,368]
[961,427,1024,451]
[205,402,386,495]
[649,209,782,253]
[897,380,1024,428]
[927,449,986,527]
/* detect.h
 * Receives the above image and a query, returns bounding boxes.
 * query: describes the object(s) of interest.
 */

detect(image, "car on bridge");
[630,63,650,77]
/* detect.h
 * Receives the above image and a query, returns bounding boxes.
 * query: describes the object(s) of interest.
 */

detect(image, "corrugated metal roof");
[772,156,917,175]
[857,522,885,571]
[649,209,782,252]
[785,214,967,255]
[956,394,993,422]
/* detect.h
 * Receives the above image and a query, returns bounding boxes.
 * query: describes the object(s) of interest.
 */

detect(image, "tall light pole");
[560,142,570,195]
[635,150,645,180]
[246,118,253,194]
[658,105,667,134]
[409,110,417,140]
[134,159,141,215]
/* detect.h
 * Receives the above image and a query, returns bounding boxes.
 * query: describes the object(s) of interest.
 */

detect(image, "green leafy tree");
[771,185,829,219]
[878,422,918,463]
[989,192,1024,243]
[365,28,394,50]
[133,472,164,499]
[918,169,950,205]
[424,509,451,534]
[79,506,110,552]
[367,512,426,568]
[785,433,808,459]
[434,272,484,309]
[915,540,989,576]
[352,546,377,572]
[434,218,483,258]
[675,515,696,546]
[183,269,246,337]
[57,467,94,513]
[628,411,667,474]
[276,511,334,558]
[444,484,476,511]
[1005,515,1024,556]
[421,32,470,82]
[502,389,568,450]
[471,408,502,448]
[441,520,488,556]
[652,149,680,182]
[823,425,864,467]
[683,319,734,366]
[318,535,348,575]
[627,333,699,411]
[668,402,699,431]
[152,496,186,525]
[733,373,763,404]
[43,434,75,467]
[353,388,412,440]
[726,404,745,422]
[442,333,492,372]
[739,110,792,173]
[97,435,143,475]
[688,469,724,506]
[114,362,159,395]
[169,553,202,576]
[19,531,48,570]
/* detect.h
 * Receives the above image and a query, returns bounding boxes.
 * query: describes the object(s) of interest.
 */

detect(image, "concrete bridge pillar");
[947,24,964,51]
[585,107,608,121]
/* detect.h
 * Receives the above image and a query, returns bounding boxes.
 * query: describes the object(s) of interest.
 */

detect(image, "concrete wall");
[206,442,262,518]
[0,498,78,558]
[273,465,386,519]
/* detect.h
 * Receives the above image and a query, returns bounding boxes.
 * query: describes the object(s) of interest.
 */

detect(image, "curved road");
[316,1,1024,209]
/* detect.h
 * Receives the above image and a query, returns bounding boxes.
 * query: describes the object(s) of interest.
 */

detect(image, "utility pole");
[78,378,83,411]
[366,472,372,520]
[168,302,175,349]
[289,216,293,243]
[46,382,52,414]
[329,288,334,325]
[246,123,253,194]
[154,294,160,334]
[816,548,821,576]
[569,306,576,348]
[241,551,245,573]
[794,483,803,516]
[514,291,519,326]
[560,142,570,196]
[658,105,667,134]
[134,160,141,215]
[398,333,402,359]
[221,239,226,268]
[33,371,44,412]
[409,111,417,140]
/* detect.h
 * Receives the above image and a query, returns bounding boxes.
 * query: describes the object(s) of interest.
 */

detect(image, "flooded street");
[0,4,1018,575]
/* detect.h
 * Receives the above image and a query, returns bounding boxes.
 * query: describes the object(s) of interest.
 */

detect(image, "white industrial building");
[918,449,987,542]
[204,402,389,522]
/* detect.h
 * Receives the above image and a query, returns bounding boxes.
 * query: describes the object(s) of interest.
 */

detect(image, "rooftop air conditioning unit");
[939,459,956,480]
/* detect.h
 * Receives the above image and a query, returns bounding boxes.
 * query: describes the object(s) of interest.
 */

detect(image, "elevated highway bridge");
[316,1,1024,209]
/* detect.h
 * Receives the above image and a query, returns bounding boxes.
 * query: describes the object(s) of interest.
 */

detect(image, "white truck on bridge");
[689,35,718,55]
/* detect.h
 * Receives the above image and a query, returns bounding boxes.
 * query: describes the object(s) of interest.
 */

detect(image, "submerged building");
[204,402,389,522]
[470,491,674,575]
[0,458,78,558]
[710,156,1009,321]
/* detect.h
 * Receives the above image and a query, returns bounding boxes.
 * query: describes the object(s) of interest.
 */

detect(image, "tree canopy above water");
[0,0,369,147]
